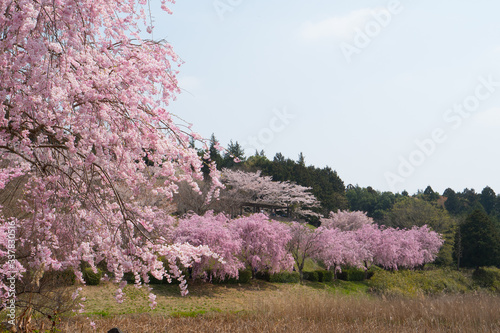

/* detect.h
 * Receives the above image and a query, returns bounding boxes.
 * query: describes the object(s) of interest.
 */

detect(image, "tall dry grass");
[61,292,500,332]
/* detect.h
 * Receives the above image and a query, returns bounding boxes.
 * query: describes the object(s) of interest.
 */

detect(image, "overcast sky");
[151,1,500,195]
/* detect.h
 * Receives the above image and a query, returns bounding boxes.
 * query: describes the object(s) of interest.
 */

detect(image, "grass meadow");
[42,277,500,332]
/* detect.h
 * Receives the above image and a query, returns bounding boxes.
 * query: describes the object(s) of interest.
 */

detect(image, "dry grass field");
[43,280,500,332]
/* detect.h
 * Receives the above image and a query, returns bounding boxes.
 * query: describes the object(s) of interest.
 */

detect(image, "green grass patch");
[369,268,476,298]
[170,310,206,318]
[86,310,111,318]
[330,280,370,295]
[300,258,323,272]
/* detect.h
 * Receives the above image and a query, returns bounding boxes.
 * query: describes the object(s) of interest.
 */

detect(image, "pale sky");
[151,1,500,195]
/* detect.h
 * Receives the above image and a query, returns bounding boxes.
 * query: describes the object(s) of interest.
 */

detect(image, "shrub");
[324,270,334,282]
[269,272,300,283]
[303,271,319,282]
[123,272,136,283]
[82,267,103,286]
[41,269,76,286]
[316,270,333,282]
[214,276,235,284]
[237,269,253,284]
[256,271,271,281]
[315,270,324,282]
[338,266,365,281]
[214,269,253,284]
[61,269,77,285]
[472,267,500,291]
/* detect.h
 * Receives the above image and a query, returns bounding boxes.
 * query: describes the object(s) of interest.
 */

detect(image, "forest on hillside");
[199,136,500,222]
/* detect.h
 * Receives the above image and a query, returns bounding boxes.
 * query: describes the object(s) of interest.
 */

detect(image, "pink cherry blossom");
[319,211,443,271]
[221,169,319,217]
[230,213,294,275]
[321,210,374,231]
[0,0,222,308]
[286,222,325,282]
[171,211,243,281]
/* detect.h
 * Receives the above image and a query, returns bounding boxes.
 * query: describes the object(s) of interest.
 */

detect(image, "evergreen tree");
[443,188,462,215]
[461,188,480,212]
[297,152,306,166]
[480,186,497,215]
[456,209,500,269]
[423,185,440,202]
[221,140,246,168]
[273,152,285,163]
[201,133,223,177]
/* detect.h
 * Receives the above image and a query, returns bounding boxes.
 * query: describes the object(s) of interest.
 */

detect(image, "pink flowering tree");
[372,226,443,270]
[372,228,413,270]
[319,210,443,273]
[230,214,294,277]
[286,222,325,283]
[319,211,378,273]
[0,0,223,317]
[352,224,382,270]
[400,225,443,268]
[321,210,374,231]
[221,169,319,218]
[411,225,444,265]
[317,228,364,276]
[171,212,243,281]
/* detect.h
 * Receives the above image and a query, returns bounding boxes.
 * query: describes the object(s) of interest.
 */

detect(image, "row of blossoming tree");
[169,210,443,283]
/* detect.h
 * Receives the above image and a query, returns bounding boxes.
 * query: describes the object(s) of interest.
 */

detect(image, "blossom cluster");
[169,210,443,282]
[0,0,221,311]
[289,210,443,272]
[170,212,295,280]
[221,169,319,208]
